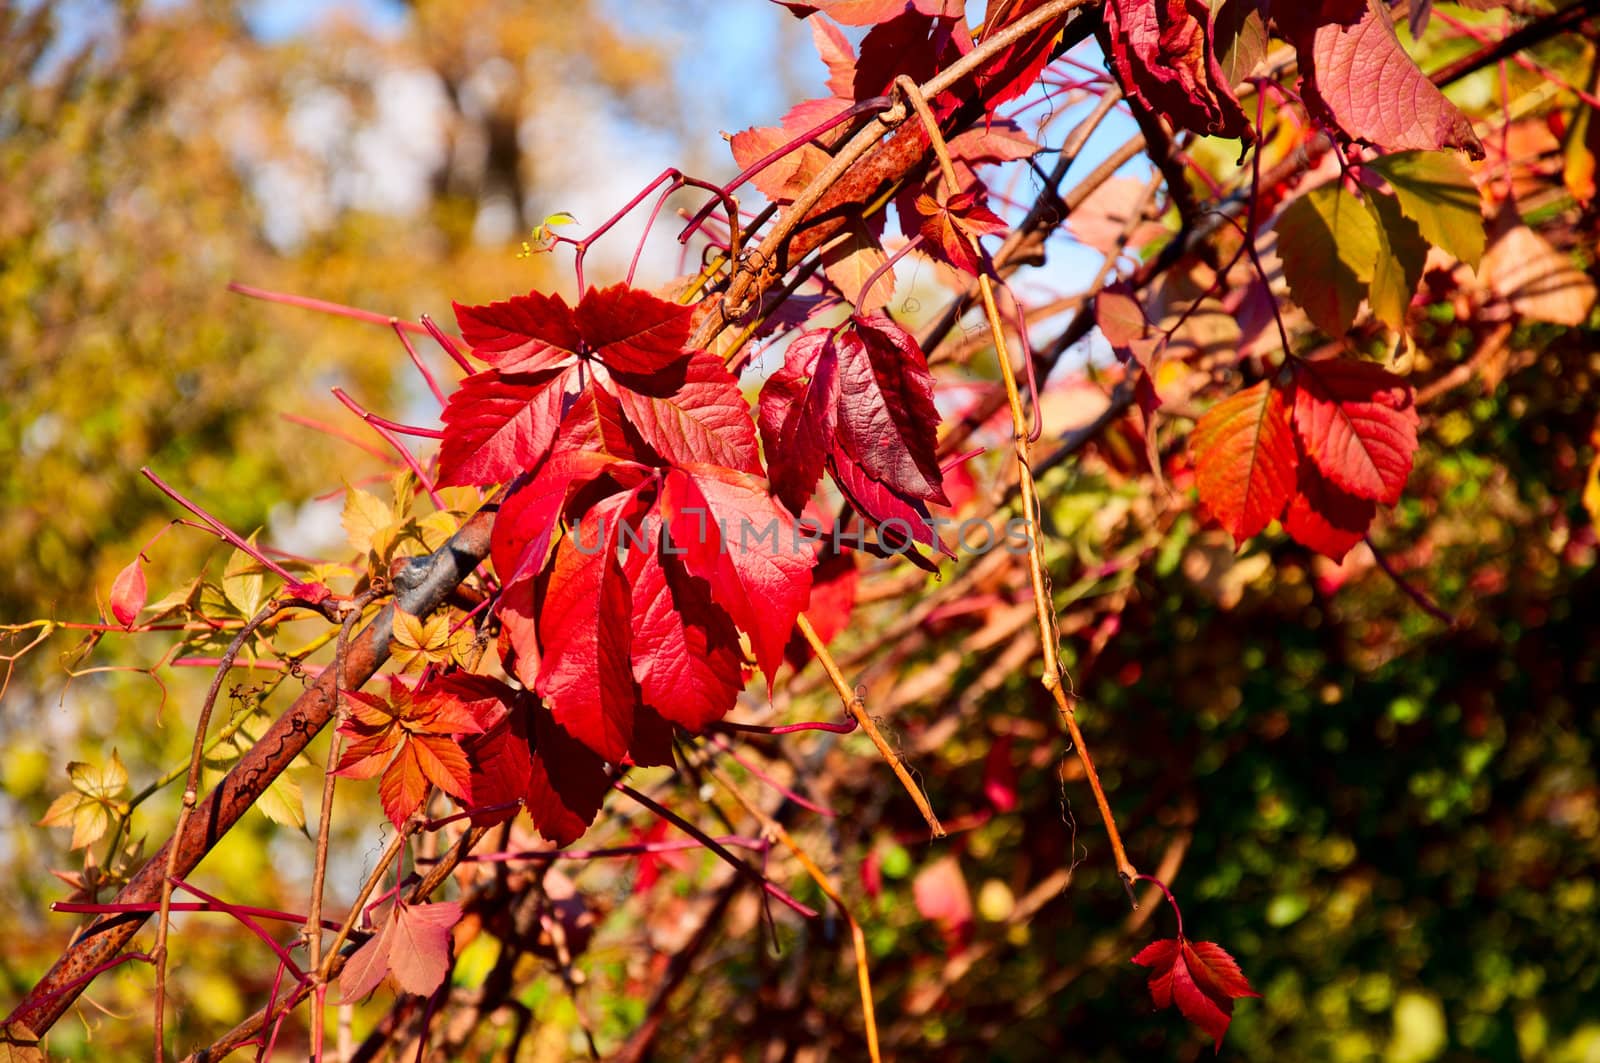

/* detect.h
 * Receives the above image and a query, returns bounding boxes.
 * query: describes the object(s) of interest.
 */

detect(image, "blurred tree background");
[2,1,1598,1061]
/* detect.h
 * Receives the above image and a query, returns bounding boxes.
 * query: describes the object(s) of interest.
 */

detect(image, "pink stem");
[421,313,474,374]
[140,468,299,584]
[714,714,858,736]
[391,321,450,406]
[228,282,429,336]
[330,388,448,511]
[708,734,836,818]
[617,783,818,919]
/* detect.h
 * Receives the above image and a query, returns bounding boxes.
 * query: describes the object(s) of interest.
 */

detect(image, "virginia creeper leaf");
[462,689,610,846]
[829,450,946,567]
[1191,380,1298,544]
[662,464,814,685]
[627,532,746,732]
[339,899,462,1003]
[454,289,581,374]
[1292,358,1419,505]
[575,283,695,374]
[836,314,949,505]
[534,496,637,763]
[612,351,763,475]
[1103,0,1252,140]
[1275,182,1380,336]
[759,329,842,515]
[1133,936,1260,1050]
[438,366,575,487]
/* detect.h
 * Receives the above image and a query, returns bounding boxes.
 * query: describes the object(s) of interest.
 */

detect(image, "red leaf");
[830,450,946,566]
[1293,0,1483,158]
[613,352,763,475]
[454,290,581,374]
[535,498,637,763]
[1281,457,1376,561]
[835,314,948,505]
[1104,0,1252,140]
[490,449,626,590]
[1191,380,1298,544]
[662,465,815,685]
[387,900,462,996]
[628,703,677,768]
[810,14,857,98]
[852,11,955,99]
[339,898,462,1003]
[758,329,842,515]
[913,854,974,953]
[463,693,610,845]
[527,705,611,843]
[915,188,1008,276]
[972,0,1075,109]
[575,283,695,374]
[1133,935,1260,1050]
[110,559,146,628]
[627,534,746,733]
[438,366,575,487]
[1292,358,1418,505]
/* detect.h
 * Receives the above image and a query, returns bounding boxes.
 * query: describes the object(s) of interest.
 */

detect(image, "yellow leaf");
[223,534,266,617]
[391,609,454,673]
[257,772,306,830]
[342,485,395,557]
[416,511,460,552]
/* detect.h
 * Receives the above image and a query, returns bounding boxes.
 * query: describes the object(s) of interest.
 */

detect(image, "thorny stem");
[795,614,945,838]
[152,598,285,1062]
[897,70,1138,886]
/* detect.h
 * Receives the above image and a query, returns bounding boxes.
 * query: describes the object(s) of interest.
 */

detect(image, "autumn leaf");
[39,750,130,851]
[1365,151,1485,268]
[835,314,949,506]
[820,214,895,310]
[1103,0,1252,140]
[390,609,455,673]
[1290,0,1483,159]
[1292,358,1419,505]
[626,527,746,732]
[1132,936,1260,1050]
[1281,458,1376,562]
[437,366,576,487]
[339,899,463,1003]
[533,495,638,763]
[1275,182,1381,336]
[612,352,763,475]
[454,289,582,374]
[334,678,484,828]
[109,558,146,628]
[914,188,1008,276]
[1364,191,1429,333]
[461,683,610,846]
[1191,380,1298,545]
[759,329,842,515]
[662,464,815,685]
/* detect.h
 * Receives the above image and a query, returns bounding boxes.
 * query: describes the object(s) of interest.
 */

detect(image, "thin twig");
[795,615,945,838]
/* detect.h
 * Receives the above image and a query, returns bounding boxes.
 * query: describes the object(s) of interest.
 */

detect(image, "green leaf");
[1365,192,1428,332]
[1367,151,1485,268]
[1276,182,1381,336]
